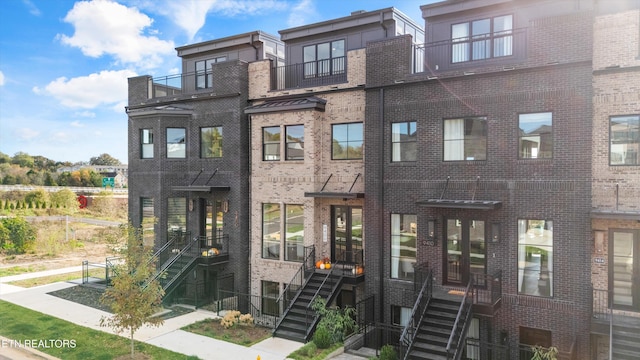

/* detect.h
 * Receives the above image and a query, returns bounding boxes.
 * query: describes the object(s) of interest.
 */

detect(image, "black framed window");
[141,197,154,245]
[140,129,153,159]
[263,126,280,161]
[518,219,553,297]
[610,115,639,165]
[166,128,186,158]
[303,39,345,78]
[391,214,417,281]
[519,112,553,159]
[261,281,279,316]
[195,56,226,89]
[200,126,222,158]
[285,125,304,160]
[452,15,513,63]
[332,122,363,160]
[392,121,417,162]
[444,117,487,161]
[285,204,304,262]
[167,197,186,233]
[262,203,280,259]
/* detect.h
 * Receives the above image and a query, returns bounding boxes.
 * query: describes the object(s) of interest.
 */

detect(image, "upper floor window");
[452,15,512,63]
[392,121,417,162]
[303,39,345,78]
[519,112,553,159]
[610,115,639,165]
[518,219,553,297]
[285,125,304,160]
[332,122,363,160]
[201,126,222,158]
[140,129,153,159]
[167,128,186,158]
[444,117,487,161]
[263,126,280,161]
[195,56,227,89]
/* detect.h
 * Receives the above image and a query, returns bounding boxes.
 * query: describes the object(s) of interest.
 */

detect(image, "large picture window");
[392,121,417,162]
[444,117,487,161]
[140,129,153,159]
[519,112,553,159]
[332,123,363,160]
[200,127,222,158]
[262,203,280,259]
[518,219,553,297]
[610,115,639,165]
[195,56,226,89]
[285,204,304,262]
[263,126,281,161]
[166,128,186,158]
[391,214,417,281]
[285,125,304,160]
[303,39,345,78]
[452,15,513,63]
[167,197,186,232]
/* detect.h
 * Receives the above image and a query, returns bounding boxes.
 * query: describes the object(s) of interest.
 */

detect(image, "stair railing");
[399,266,433,360]
[145,235,199,290]
[274,246,315,331]
[446,279,473,360]
[304,261,343,339]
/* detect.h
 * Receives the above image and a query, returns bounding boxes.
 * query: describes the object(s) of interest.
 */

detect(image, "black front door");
[445,218,486,286]
[332,206,363,264]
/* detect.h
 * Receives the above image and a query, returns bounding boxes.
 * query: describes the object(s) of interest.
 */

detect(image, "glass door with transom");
[445,219,486,286]
[610,229,640,311]
[332,206,363,264]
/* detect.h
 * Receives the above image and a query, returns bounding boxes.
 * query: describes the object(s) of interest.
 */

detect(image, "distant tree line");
[0,151,122,187]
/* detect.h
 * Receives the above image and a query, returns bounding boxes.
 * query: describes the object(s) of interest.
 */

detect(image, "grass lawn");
[0,264,46,277]
[8,268,105,288]
[182,318,271,346]
[0,300,199,360]
[288,341,343,360]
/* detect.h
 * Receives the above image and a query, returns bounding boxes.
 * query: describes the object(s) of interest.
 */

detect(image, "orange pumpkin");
[316,260,324,269]
[325,262,331,269]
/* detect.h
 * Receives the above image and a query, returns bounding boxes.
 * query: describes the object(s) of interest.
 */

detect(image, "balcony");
[198,234,230,266]
[471,270,503,316]
[415,28,527,75]
[270,56,347,90]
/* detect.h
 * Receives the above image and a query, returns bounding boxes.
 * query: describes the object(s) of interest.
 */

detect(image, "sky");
[0,0,436,164]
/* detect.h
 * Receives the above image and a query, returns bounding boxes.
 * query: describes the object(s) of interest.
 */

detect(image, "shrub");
[25,188,49,207]
[0,217,36,254]
[379,345,397,360]
[311,297,357,343]
[220,310,253,329]
[313,325,332,349]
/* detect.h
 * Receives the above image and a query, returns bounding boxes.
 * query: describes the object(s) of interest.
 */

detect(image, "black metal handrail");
[216,290,280,329]
[399,265,433,360]
[304,260,343,339]
[271,56,347,90]
[446,279,473,359]
[198,234,230,255]
[274,246,315,331]
[145,236,199,290]
[472,269,502,306]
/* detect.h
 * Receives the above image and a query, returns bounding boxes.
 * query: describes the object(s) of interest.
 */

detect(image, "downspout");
[380,12,388,38]
[378,88,385,323]
[249,33,259,61]
[247,114,253,293]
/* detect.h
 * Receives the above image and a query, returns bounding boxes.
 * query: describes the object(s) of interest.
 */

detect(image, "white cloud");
[58,0,175,69]
[15,128,40,140]
[70,120,84,127]
[73,111,95,118]
[33,69,137,109]
[22,0,41,16]
[0,71,4,86]
[287,0,316,28]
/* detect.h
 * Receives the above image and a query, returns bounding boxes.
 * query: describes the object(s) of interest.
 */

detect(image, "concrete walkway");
[0,267,307,360]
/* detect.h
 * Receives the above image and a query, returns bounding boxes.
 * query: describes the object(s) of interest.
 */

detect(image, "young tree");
[100,224,164,358]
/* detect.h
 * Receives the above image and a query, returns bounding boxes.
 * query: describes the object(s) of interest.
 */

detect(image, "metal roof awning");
[591,210,640,221]
[245,96,326,114]
[416,199,502,210]
[304,191,364,199]
[171,185,230,192]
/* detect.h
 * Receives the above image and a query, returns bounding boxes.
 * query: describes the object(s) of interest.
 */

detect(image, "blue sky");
[0,0,434,164]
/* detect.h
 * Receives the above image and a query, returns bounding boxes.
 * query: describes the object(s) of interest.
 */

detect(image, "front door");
[200,199,224,245]
[445,219,486,286]
[610,229,640,311]
[332,206,363,264]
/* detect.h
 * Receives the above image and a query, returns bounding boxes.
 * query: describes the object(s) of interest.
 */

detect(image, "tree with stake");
[100,224,164,359]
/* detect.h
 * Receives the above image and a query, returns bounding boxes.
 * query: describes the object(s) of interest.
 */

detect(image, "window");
[452,15,513,63]
[519,112,553,159]
[391,214,417,280]
[200,127,222,158]
[332,123,363,160]
[166,128,186,158]
[195,56,226,89]
[303,39,345,78]
[518,220,553,297]
[285,204,304,262]
[610,115,639,165]
[140,129,153,159]
[263,126,280,161]
[262,203,280,259]
[444,117,487,161]
[141,197,154,246]
[285,125,304,160]
[261,281,279,316]
[167,198,186,232]
[392,121,417,162]
[391,306,412,327]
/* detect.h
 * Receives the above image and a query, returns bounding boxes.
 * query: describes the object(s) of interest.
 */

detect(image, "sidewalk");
[0,267,306,360]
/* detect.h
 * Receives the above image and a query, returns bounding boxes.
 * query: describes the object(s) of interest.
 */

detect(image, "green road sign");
[102,177,115,188]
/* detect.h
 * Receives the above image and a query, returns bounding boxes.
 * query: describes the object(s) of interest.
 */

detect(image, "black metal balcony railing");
[399,264,433,360]
[215,290,280,329]
[592,288,611,322]
[271,56,347,90]
[198,234,229,257]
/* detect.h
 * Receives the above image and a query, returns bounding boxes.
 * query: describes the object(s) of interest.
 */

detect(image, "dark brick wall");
[127,61,250,294]
[365,29,592,360]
